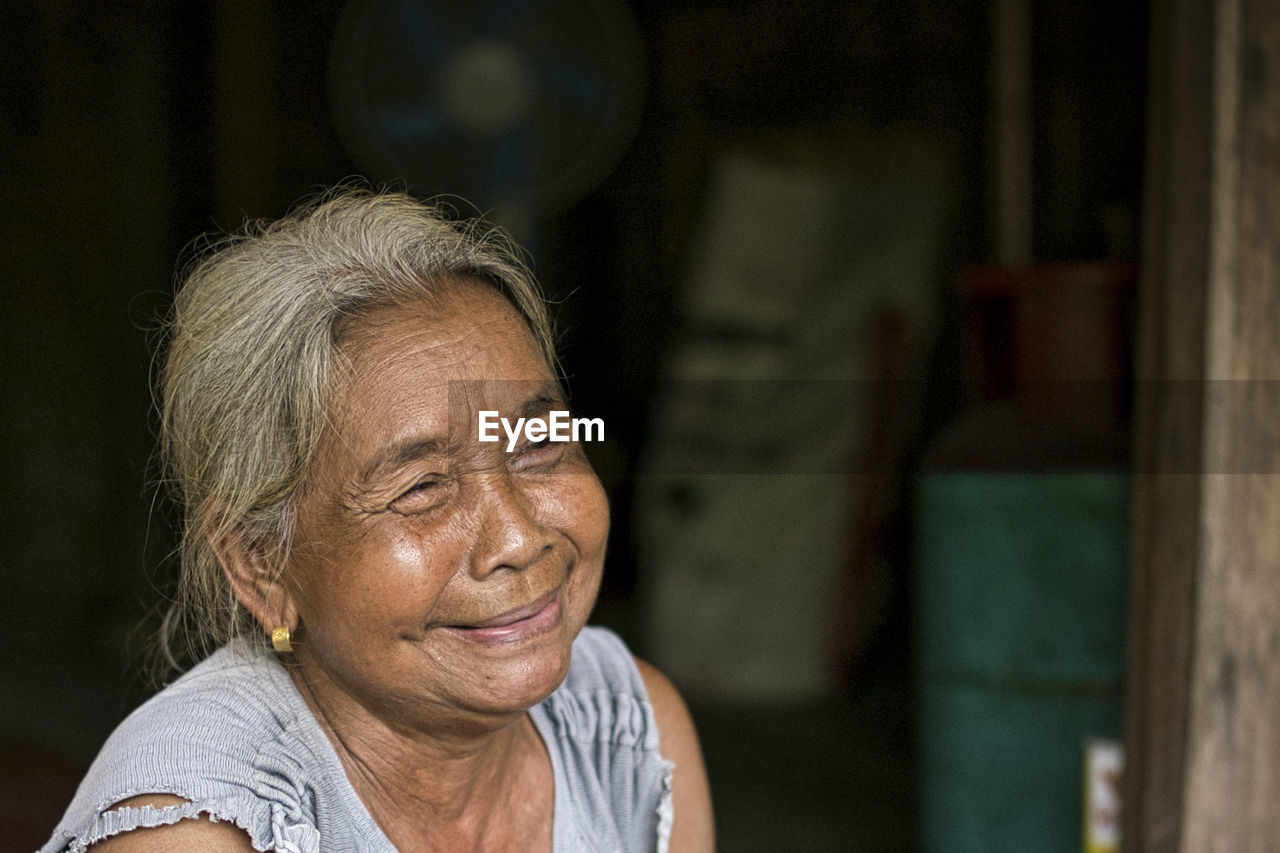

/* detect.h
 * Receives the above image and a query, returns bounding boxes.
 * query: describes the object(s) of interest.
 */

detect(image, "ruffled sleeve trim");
[655,757,676,853]
[49,794,321,853]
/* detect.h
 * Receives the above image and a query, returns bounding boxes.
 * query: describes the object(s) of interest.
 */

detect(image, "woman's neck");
[286,658,554,852]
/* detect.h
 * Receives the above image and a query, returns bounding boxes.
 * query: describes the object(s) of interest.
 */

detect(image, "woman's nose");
[469,474,554,578]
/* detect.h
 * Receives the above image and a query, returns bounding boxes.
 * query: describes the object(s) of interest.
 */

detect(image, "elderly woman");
[42,191,713,852]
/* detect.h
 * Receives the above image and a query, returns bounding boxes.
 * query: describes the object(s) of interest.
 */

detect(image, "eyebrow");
[356,436,449,487]
[518,384,568,419]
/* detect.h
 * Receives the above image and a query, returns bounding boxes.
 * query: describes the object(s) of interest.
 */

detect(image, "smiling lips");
[443,589,563,646]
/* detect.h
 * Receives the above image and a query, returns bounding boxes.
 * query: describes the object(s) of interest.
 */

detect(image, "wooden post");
[1126,0,1280,849]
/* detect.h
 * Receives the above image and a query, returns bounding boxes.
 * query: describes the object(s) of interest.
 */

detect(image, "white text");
[477,410,604,452]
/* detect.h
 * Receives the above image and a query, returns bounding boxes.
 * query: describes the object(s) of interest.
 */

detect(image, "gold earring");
[271,626,293,653]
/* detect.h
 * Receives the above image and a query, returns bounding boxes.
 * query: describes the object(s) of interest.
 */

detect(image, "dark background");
[1,1,1146,849]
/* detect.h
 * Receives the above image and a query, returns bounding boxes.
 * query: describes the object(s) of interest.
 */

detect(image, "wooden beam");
[1126,0,1280,848]
[1183,0,1280,846]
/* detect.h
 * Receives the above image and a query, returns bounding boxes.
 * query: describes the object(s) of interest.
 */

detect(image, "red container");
[957,261,1137,436]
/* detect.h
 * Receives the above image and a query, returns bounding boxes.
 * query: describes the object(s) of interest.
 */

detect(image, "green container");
[914,472,1128,852]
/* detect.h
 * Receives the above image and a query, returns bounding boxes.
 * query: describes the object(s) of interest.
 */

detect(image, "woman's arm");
[636,659,716,853]
[88,795,257,852]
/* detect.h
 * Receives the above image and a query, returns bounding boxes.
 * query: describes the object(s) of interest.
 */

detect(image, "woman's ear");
[210,525,298,635]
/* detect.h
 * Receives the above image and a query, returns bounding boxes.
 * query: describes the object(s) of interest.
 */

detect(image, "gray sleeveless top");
[42,626,673,852]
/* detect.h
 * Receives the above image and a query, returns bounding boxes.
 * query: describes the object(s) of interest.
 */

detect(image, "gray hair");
[156,189,555,674]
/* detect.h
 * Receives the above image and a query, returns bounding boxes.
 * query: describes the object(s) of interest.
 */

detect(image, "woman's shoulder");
[554,628,714,852]
[532,626,676,851]
[40,641,334,853]
[96,641,308,773]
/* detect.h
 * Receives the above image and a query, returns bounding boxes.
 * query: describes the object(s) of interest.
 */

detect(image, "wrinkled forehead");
[446,377,565,416]
[322,286,561,459]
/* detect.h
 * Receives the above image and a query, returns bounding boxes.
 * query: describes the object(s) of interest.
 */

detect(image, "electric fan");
[329,0,645,233]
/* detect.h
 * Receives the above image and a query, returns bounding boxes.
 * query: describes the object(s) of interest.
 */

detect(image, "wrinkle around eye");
[510,438,568,471]
[387,478,454,515]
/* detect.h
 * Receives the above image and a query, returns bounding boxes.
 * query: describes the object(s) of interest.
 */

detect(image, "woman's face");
[282,282,608,731]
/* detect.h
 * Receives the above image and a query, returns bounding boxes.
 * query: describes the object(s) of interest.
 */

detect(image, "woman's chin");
[448,649,574,720]
[420,622,575,714]
[426,588,596,717]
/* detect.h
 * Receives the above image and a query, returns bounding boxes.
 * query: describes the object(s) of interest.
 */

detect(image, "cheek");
[353,537,434,604]
[389,536,428,572]
[294,530,456,626]
[563,478,609,625]
[535,472,610,557]
[579,479,611,553]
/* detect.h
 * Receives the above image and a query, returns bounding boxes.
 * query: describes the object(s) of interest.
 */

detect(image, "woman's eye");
[515,435,564,466]
[389,478,448,512]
